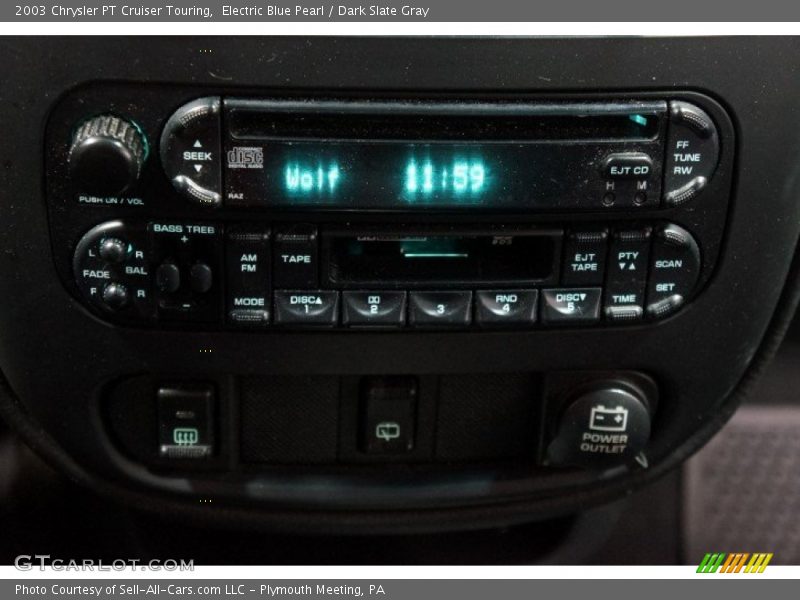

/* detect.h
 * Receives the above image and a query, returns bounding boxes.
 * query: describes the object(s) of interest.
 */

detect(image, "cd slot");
[226,99,665,142]
[323,229,561,288]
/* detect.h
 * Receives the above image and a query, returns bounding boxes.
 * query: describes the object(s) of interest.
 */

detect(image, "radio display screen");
[223,99,666,210]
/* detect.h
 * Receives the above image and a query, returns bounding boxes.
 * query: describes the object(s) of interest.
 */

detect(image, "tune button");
[102,282,129,310]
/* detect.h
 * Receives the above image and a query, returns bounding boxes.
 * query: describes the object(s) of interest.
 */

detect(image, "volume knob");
[68,115,146,196]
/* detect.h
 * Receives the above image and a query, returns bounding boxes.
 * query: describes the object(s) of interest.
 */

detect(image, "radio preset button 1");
[409,291,472,327]
[663,101,720,206]
[274,291,339,326]
[342,291,407,327]
[602,153,653,180]
[273,225,319,288]
[541,288,602,324]
[562,230,609,286]
[604,228,651,320]
[646,223,701,318]
[475,290,538,327]
[160,97,223,207]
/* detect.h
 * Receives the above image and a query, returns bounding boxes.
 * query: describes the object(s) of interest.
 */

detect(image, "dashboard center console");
[2,37,799,532]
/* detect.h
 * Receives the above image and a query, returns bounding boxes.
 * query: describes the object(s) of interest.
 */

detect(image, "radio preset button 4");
[475,290,538,327]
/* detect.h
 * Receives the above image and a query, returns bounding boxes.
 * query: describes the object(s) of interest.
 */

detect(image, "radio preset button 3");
[409,291,472,327]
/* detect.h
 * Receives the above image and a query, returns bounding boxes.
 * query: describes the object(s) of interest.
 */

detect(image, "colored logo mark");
[697,553,773,573]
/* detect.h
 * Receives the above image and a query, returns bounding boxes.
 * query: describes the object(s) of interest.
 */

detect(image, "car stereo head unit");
[44,88,732,333]
[157,97,719,211]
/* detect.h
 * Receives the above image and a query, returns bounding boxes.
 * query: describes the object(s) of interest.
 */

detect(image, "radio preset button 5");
[274,291,339,326]
[475,290,538,327]
[160,97,223,207]
[541,288,602,324]
[663,101,720,206]
[342,291,407,327]
[562,230,609,286]
[409,291,472,327]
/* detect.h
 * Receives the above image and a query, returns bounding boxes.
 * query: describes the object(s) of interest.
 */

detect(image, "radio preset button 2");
[409,291,472,327]
[475,290,538,327]
[342,291,407,327]
[160,97,223,207]
[541,288,602,324]
[274,291,339,326]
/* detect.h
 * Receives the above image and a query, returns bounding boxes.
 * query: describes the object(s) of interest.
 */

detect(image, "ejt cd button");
[409,291,472,327]
[274,291,339,326]
[342,291,407,327]
[475,290,538,326]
